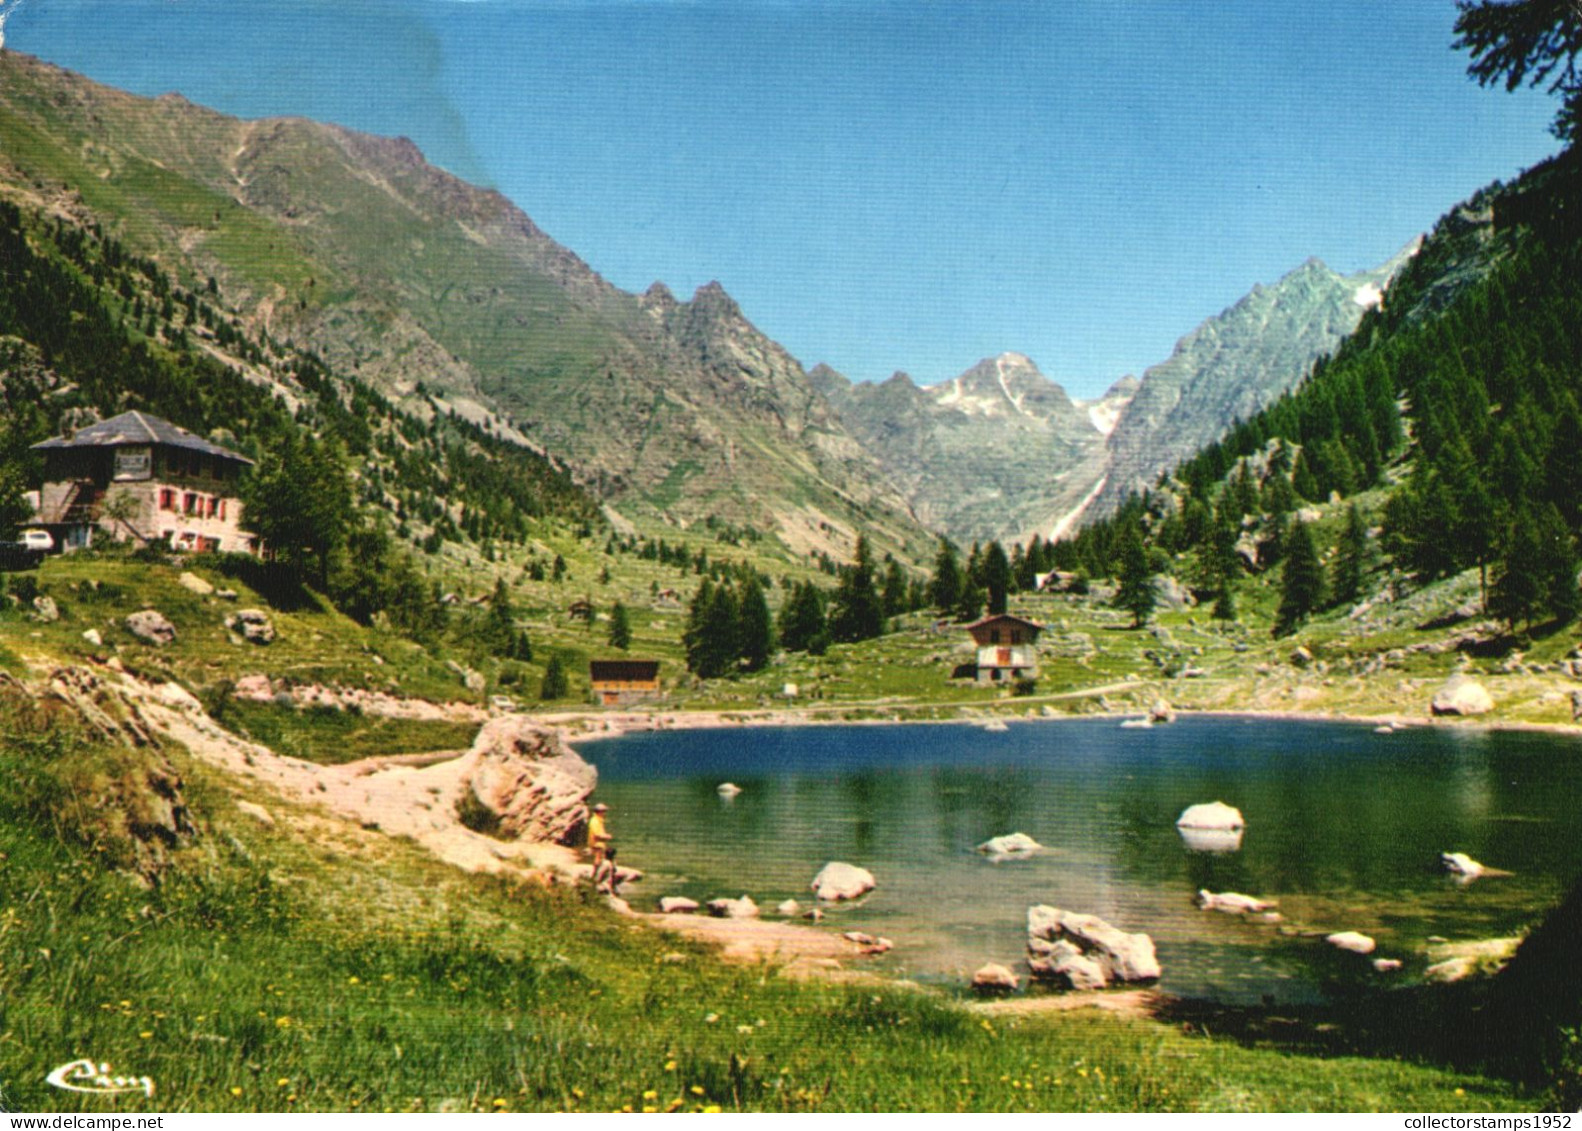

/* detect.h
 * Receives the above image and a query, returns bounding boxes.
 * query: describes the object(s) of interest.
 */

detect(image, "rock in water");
[977,832,1043,857]
[125,609,178,646]
[716,782,743,798]
[1026,905,1161,987]
[1176,801,1244,830]
[1326,931,1376,954]
[1442,851,1485,880]
[1431,675,1494,717]
[971,963,1020,994]
[1197,890,1275,914]
[463,716,598,844]
[811,861,876,901]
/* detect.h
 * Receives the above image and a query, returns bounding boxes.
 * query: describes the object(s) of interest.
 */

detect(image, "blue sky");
[5,1,1562,398]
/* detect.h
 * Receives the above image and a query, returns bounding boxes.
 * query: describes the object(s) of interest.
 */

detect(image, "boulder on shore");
[1431,675,1494,717]
[971,963,1020,994]
[659,896,700,914]
[811,861,876,902]
[1026,905,1161,989]
[463,716,597,845]
[706,895,760,919]
[1326,931,1377,955]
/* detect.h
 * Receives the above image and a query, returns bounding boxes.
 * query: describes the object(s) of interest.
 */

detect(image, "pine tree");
[685,582,741,678]
[540,653,569,700]
[1330,503,1371,607]
[982,541,1012,616]
[881,558,908,618]
[1274,520,1325,636]
[830,536,884,643]
[738,578,774,671]
[1114,525,1156,628]
[1208,517,1241,620]
[954,575,985,623]
[779,581,829,655]
[607,600,632,650]
[483,577,518,657]
[930,538,962,614]
[1540,504,1582,627]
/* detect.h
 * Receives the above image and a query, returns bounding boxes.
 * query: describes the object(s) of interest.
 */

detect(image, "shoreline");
[544,698,1582,747]
[547,695,1582,990]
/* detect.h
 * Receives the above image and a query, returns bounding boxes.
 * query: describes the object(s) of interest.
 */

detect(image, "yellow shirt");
[587,812,610,848]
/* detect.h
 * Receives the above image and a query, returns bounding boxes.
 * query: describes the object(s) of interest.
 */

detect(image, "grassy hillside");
[0,676,1534,1114]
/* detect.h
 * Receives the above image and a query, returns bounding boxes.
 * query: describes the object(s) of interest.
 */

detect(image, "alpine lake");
[576,715,1582,1005]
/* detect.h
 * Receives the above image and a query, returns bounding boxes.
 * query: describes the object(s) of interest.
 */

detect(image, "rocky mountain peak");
[639,281,679,317]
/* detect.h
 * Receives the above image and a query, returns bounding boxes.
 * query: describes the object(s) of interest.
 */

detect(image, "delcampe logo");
[45,1060,156,1099]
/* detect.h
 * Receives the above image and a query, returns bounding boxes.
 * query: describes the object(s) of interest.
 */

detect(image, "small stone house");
[963,613,1043,683]
[589,659,661,706]
[32,411,256,553]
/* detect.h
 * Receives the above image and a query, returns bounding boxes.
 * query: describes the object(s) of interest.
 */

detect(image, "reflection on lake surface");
[576,716,1582,1004]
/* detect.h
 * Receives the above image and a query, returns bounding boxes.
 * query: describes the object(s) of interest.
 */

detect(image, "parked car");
[19,529,54,552]
[0,541,43,571]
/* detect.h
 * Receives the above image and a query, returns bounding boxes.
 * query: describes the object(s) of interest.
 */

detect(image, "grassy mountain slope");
[0,51,927,563]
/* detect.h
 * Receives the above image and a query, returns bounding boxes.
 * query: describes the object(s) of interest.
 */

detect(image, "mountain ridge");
[0,50,930,562]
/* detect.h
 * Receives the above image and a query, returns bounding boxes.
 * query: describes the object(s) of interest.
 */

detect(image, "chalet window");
[218,500,227,521]
[183,492,198,515]
[207,497,219,518]
[159,488,176,511]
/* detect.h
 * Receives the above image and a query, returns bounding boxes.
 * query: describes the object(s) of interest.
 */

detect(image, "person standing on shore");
[587,802,614,893]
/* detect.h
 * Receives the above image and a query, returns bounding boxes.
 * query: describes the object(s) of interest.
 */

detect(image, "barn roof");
[589,659,661,683]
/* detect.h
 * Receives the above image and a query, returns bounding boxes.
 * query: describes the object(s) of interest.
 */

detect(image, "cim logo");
[46,1060,155,1099]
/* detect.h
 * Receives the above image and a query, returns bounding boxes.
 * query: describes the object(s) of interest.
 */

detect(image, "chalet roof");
[32,411,253,464]
[589,659,661,684]
[963,613,1044,633]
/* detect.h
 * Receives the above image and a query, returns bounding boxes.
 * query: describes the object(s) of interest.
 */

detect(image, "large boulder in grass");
[125,609,177,646]
[462,716,597,845]
[1026,905,1161,988]
[811,861,876,901]
[226,608,276,645]
[1431,675,1494,717]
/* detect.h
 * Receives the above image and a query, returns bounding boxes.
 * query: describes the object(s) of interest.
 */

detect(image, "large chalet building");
[31,411,256,553]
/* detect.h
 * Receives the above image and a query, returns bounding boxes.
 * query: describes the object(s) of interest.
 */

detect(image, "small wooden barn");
[589,659,662,706]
